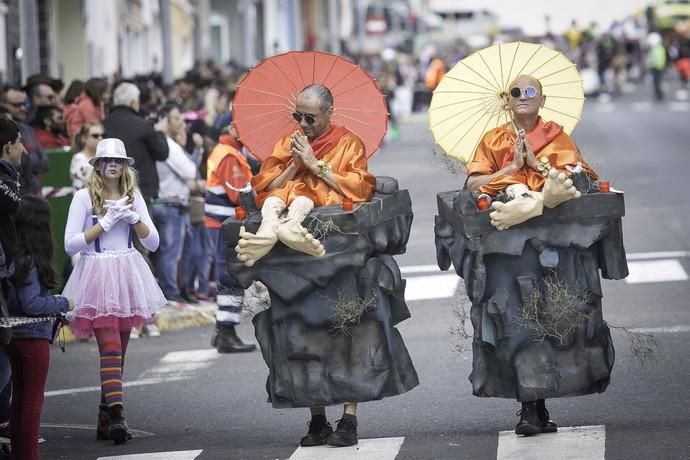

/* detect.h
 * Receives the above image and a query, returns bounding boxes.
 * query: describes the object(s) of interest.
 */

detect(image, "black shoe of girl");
[97,404,110,440]
[108,405,130,444]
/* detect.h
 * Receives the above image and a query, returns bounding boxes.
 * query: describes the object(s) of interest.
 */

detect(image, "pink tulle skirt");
[63,249,167,338]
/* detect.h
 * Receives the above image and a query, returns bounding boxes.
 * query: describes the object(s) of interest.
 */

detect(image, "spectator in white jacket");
[151,103,197,303]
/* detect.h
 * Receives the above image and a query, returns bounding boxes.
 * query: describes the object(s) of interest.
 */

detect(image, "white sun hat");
[89,138,135,166]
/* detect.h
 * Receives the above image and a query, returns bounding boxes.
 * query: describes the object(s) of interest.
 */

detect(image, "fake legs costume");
[225,178,419,447]
[236,196,325,267]
[435,171,627,436]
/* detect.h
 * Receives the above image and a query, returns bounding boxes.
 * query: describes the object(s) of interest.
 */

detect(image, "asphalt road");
[39,82,690,460]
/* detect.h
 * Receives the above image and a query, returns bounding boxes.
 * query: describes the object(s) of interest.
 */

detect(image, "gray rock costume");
[223,177,418,407]
[434,183,628,401]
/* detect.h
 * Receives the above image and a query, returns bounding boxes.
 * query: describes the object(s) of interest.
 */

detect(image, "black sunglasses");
[292,111,317,125]
[90,133,104,139]
[510,86,539,99]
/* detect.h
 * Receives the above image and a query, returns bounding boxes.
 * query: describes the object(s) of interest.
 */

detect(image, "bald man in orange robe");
[466,75,598,231]
[235,84,375,268]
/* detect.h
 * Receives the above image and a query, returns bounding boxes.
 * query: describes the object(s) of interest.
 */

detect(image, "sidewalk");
[61,300,218,343]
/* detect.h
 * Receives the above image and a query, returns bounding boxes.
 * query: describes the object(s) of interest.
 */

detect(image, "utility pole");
[328,0,341,55]
[160,0,173,85]
[19,0,40,79]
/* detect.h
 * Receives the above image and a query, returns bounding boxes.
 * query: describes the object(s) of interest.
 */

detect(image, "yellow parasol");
[429,41,584,164]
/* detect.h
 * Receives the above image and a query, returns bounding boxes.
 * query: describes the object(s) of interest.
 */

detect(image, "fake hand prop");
[235,225,279,267]
[542,168,581,208]
[490,191,544,231]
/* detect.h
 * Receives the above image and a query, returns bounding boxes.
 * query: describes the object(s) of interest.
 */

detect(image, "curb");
[61,301,218,344]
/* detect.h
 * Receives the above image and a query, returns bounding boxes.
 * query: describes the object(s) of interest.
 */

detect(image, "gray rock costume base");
[434,184,628,401]
[223,177,419,408]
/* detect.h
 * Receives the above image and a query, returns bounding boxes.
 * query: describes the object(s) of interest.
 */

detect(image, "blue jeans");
[152,204,189,300]
[207,228,243,326]
[181,222,212,295]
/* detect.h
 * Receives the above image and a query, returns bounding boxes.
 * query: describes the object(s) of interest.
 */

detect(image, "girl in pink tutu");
[62,138,166,444]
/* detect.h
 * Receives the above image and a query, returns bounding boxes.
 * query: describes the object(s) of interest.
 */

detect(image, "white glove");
[120,208,141,225]
[98,206,123,232]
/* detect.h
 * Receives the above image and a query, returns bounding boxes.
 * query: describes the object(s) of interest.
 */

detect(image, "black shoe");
[180,289,200,305]
[537,399,558,433]
[299,415,333,447]
[97,404,110,440]
[107,405,130,444]
[214,325,256,353]
[515,402,541,436]
[327,414,358,447]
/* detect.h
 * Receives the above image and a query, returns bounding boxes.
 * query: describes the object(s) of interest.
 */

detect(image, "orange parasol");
[232,51,388,161]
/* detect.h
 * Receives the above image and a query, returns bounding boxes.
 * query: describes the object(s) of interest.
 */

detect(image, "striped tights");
[94,328,131,407]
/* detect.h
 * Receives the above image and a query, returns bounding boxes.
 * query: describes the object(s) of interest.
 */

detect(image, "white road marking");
[45,349,218,398]
[289,437,404,460]
[400,264,448,274]
[594,103,616,112]
[96,450,203,460]
[405,274,459,301]
[626,250,690,260]
[497,425,605,460]
[669,101,690,111]
[44,377,182,397]
[625,260,688,284]
[40,423,155,437]
[632,101,652,112]
[398,251,689,277]
[138,349,219,381]
[631,325,690,334]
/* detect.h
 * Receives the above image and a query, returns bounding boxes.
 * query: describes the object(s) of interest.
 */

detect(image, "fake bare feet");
[235,225,279,267]
[235,196,286,267]
[542,168,581,208]
[490,191,544,231]
[275,218,326,257]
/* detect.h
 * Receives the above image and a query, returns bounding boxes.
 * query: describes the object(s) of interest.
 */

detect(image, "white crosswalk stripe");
[96,450,203,460]
[625,260,688,284]
[496,425,605,460]
[404,274,459,301]
[289,437,405,459]
[400,250,689,301]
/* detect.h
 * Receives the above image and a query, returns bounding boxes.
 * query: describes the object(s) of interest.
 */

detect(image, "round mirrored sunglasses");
[510,86,539,99]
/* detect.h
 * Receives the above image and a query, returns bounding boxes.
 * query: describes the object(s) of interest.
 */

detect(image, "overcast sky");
[438,0,654,35]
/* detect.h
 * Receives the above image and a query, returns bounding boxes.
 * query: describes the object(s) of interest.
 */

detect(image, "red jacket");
[64,93,105,139]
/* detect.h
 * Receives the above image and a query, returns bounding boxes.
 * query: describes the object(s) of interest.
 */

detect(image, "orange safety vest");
[204,137,253,227]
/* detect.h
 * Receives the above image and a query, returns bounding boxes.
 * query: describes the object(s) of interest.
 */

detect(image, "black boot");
[213,324,256,353]
[299,415,333,447]
[107,405,130,444]
[327,414,358,447]
[515,402,541,436]
[96,404,110,440]
[537,399,558,433]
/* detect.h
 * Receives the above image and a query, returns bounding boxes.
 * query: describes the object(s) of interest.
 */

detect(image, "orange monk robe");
[467,117,598,197]
[252,124,376,207]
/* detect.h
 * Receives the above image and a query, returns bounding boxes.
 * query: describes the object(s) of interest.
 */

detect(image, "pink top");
[64,93,105,139]
[64,188,159,257]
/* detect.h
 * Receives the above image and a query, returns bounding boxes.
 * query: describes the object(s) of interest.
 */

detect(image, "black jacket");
[0,159,20,345]
[0,159,20,274]
[18,122,49,196]
[103,106,169,201]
